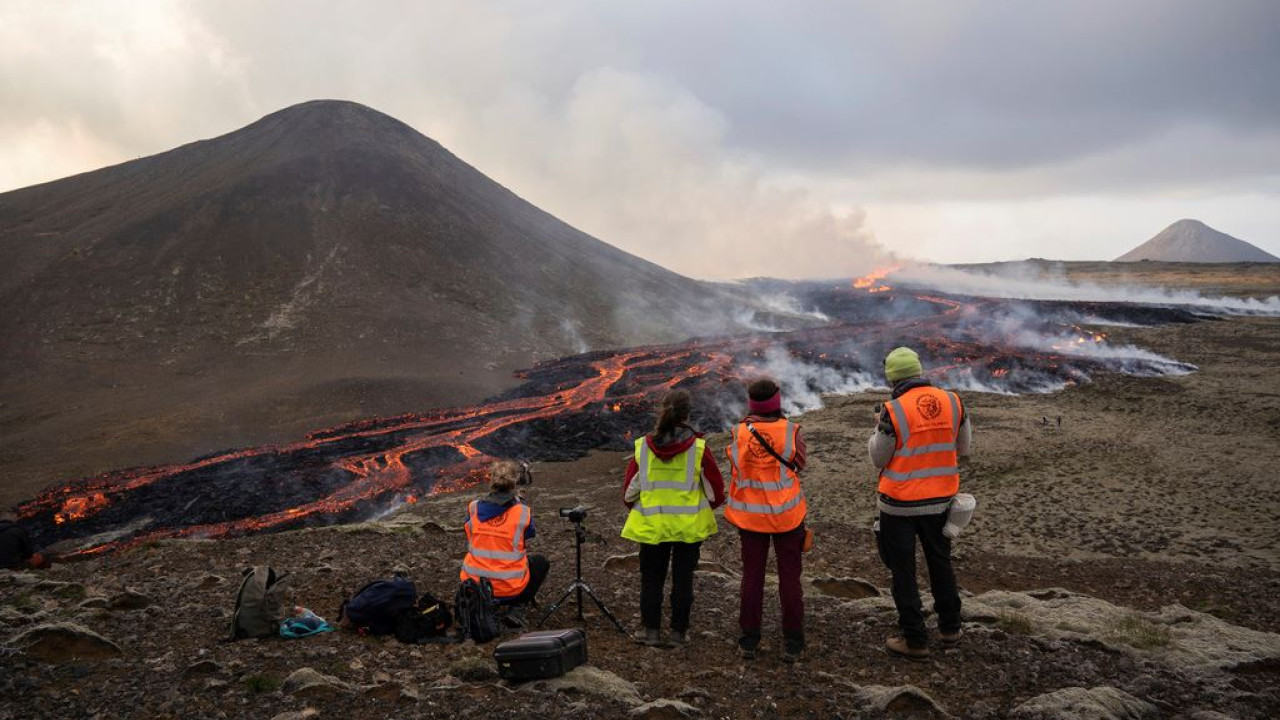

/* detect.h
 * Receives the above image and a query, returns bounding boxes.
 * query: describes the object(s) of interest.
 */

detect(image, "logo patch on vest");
[747,437,775,460]
[916,394,943,420]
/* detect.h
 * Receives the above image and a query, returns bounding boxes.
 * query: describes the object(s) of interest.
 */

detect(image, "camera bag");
[493,628,588,681]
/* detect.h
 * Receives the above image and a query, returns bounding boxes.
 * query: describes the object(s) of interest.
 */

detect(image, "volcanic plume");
[0,100,775,505]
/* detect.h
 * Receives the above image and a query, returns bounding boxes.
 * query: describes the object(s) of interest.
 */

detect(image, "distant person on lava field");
[0,511,51,571]
[621,389,726,647]
[459,461,549,627]
[724,378,809,662]
[869,346,971,661]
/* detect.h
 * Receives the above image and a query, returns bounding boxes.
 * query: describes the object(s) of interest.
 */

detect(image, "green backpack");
[231,566,290,639]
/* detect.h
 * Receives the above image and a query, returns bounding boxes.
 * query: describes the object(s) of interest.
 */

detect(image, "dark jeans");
[739,525,805,637]
[639,541,702,632]
[500,554,550,606]
[877,512,961,648]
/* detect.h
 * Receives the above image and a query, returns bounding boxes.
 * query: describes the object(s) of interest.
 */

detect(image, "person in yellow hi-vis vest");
[724,378,808,662]
[621,390,725,647]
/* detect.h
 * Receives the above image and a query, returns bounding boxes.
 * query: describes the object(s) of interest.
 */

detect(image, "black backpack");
[454,578,501,643]
[394,591,454,644]
[338,576,417,635]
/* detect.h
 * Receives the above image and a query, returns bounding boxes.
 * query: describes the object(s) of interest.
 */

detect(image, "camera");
[558,506,588,523]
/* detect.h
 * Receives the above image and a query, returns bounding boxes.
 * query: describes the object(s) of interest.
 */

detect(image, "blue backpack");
[338,576,417,635]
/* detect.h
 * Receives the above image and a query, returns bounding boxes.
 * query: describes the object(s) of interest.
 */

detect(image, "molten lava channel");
[20,285,1201,554]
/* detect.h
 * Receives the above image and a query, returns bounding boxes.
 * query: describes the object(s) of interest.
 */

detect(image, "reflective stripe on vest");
[878,387,962,503]
[460,500,530,597]
[620,438,718,544]
[724,419,806,533]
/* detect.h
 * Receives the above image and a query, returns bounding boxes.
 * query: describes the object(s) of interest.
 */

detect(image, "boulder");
[630,698,702,719]
[963,589,1280,670]
[108,590,152,610]
[12,623,122,662]
[528,665,642,706]
[603,553,641,572]
[811,576,880,599]
[281,668,353,699]
[1010,686,1155,720]
[448,654,497,682]
[183,659,223,677]
[270,709,320,720]
[854,685,951,718]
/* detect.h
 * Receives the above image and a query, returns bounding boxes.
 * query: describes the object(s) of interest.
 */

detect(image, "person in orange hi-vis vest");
[460,461,551,628]
[724,378,808,662]
[868,347,971,661]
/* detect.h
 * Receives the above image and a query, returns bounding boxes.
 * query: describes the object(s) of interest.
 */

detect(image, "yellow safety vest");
[621,438,718,545]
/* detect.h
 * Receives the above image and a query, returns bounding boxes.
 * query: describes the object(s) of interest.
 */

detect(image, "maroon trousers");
[738,525,805,635]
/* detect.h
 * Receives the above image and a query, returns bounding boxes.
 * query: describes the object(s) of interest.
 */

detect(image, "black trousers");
[877,512,961,648]
[638,541,702,632]
[502,554,550,606]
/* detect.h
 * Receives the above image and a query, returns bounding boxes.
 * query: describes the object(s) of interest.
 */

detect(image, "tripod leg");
[579,581,628,635]
[537,583,580,628]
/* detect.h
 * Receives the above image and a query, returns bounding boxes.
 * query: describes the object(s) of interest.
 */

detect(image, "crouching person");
[460,461,550,627]
[621,390,725,647]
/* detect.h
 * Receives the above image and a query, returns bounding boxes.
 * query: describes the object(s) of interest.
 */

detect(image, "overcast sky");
[2,0,1277,278]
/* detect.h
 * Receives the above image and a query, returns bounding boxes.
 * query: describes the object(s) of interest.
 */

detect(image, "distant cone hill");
[0,99,758,503]
[1115,219,1279,263]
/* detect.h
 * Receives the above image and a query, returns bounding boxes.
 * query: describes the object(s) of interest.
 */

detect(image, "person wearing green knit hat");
[867,346,972,661]
[883,347,924,384]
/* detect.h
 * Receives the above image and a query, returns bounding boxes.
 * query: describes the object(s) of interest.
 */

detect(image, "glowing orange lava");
[854,265,901,293]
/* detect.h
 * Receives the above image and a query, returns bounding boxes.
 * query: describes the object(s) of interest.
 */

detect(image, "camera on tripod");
[558,506,588,523]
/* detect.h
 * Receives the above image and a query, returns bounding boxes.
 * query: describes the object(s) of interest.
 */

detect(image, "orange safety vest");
[459,499,530,598]
[724,419,806,533]
[878,386,963,502]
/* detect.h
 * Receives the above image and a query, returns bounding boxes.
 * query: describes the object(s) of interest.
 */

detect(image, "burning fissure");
[21,283,1204,554]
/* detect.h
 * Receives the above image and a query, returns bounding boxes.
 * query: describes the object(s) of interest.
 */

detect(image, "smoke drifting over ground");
[22,272,1233,554]
[898,263,1280,315]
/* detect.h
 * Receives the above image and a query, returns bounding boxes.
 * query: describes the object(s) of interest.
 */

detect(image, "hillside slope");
[0,100,758,502]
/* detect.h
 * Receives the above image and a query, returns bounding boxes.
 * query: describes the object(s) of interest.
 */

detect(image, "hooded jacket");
[623,425,726,509]
[467,492,537,541]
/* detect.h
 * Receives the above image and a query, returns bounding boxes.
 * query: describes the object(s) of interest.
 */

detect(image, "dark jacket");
[623,424,727,509]
[468,492,536,540]
[0,520,34,570]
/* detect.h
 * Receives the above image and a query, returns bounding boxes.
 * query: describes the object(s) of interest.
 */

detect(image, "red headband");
[748,391,782,414]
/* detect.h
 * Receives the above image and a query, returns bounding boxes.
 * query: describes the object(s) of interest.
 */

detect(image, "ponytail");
[653,390,691,437]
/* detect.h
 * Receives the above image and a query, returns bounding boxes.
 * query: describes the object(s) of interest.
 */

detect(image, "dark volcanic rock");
[12,622,123,662]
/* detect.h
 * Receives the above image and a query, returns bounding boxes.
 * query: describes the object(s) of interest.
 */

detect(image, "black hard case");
[493,628,588,681]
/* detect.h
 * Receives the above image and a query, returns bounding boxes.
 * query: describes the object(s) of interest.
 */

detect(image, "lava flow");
[19,283,1205,554]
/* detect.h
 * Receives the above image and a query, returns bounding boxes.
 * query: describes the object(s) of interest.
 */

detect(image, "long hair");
[653,390,691,437]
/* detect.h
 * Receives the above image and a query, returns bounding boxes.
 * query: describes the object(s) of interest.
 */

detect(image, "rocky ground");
[3,304,1280,719]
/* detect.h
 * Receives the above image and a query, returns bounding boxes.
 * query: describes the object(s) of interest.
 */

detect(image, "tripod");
[537,517,627,634]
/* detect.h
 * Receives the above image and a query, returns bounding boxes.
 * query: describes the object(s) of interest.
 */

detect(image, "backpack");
[454,578,501,644]
[394,591,454,644]
[338,576,417,635]
[231,566,291,639]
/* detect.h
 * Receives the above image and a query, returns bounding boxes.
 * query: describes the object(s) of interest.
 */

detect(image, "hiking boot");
[739,631,761,659]
[633,627,662,646]
[500,604,527,630]
[885,636,930,661]
[782,631,805,663]
[667,630,689,646]
[939,630,962,647]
